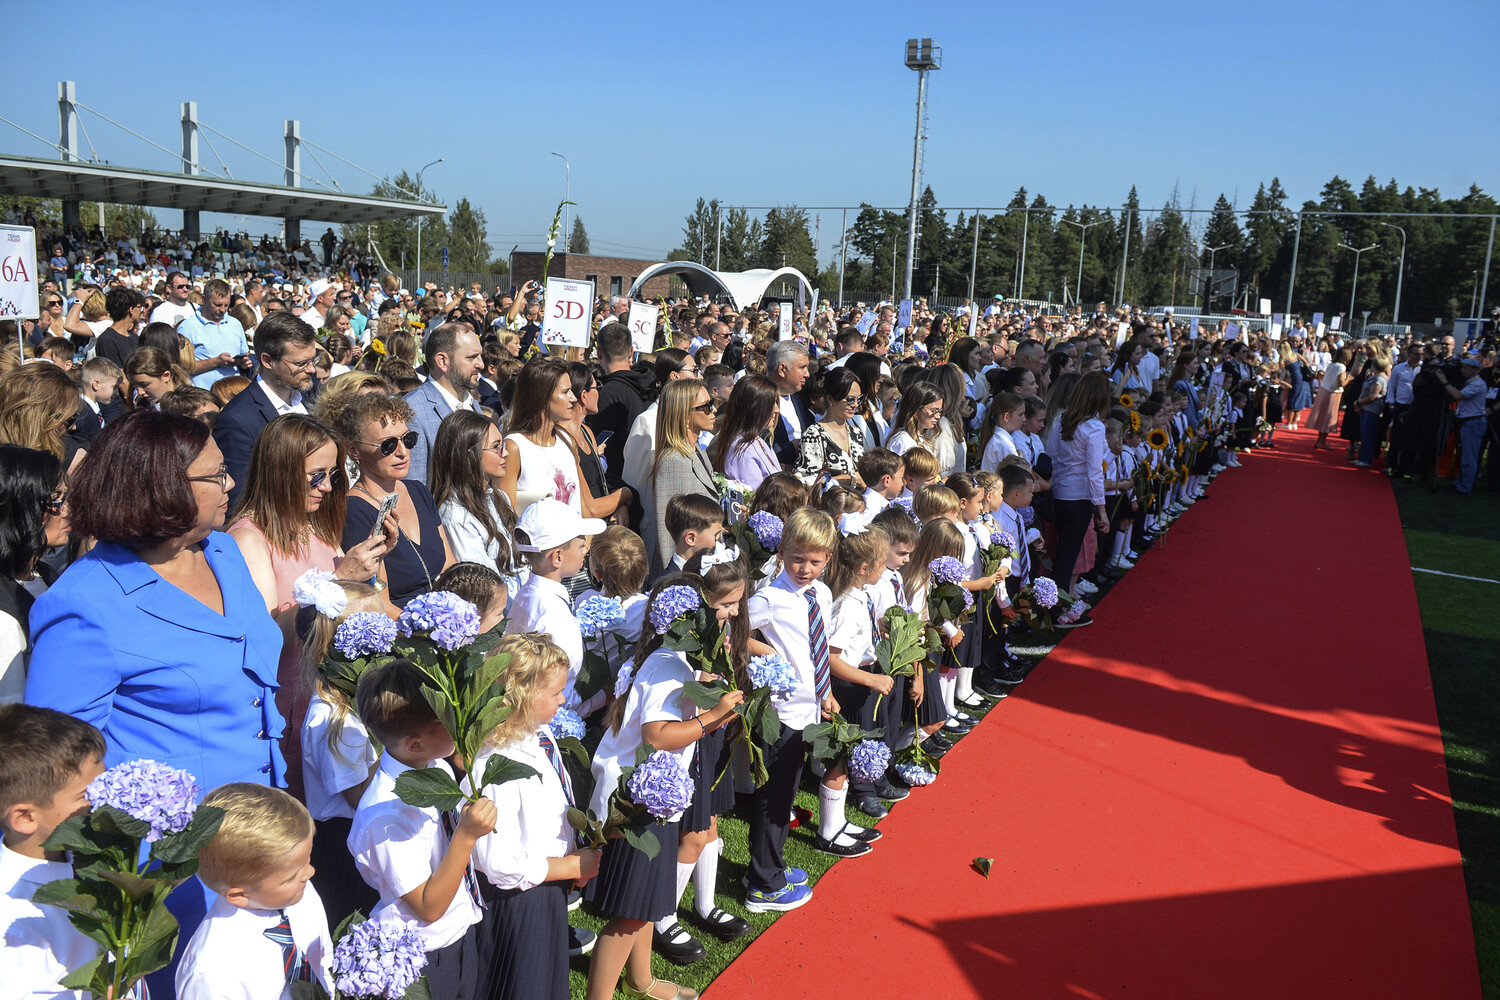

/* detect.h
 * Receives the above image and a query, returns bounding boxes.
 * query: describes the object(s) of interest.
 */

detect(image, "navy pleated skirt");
[586,818,679,922]
[478,880,569,1000]
[681,726,735,833]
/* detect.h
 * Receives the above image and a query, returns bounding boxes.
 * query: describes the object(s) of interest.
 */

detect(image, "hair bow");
[292,569,348,619]
[839,510,877,536]
[700,539,741,570]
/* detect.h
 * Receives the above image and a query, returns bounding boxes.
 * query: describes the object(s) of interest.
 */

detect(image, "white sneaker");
[1128,550,1142,560]
[1211,464,1225,473]
[1114,555,1135,569]
[1075,578,1099,596]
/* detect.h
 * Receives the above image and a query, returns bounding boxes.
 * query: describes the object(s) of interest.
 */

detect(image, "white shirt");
[980,427,1017,472]
[575,589,647,684]
[1046,417,1107,505]
[620,402,659,493]
[828,590,878,668]
[861,488,890,514]
[994,502,1029,589]
[1015,430,1043,465]
[588,648,698,821]
[176,886,333,1000]
[506,575,587,711]
[1386,360,1418,405]
[348,754,483,951]
[472,728,572,892]
[150,300,195,327]
[1137,350,1161,389]
[255,376,307,415]
[301,693,377,822]
[438,497,503,574]
[0,844,96,1000]
[778,395,806,443]
[745,570,830,729]
[432,378,481,417]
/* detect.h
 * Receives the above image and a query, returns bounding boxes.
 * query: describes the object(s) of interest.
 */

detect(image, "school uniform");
[829,588,887,797]
[301,694,380,926]
[953,520,986,672]
[586,648,696,922]
[574,589,648,707]
[866,574,909,757]
[471,730,575,1000]
[507,575,595,715]
[348,754,483,1000]
[861,488,891,514]
[176,885,334,1000]
[745,570,831,892]
[907,579,956,728]
[0,843,97,1000]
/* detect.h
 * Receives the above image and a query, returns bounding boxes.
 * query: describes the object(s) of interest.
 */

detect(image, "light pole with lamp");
[901,38,940,303]
[550,152,570,252]
[1061,218,1100,307]
[1378,222,1406,327]
[1338,242,1379,333]
[1203,243,1232,311]
[411,157,443,291]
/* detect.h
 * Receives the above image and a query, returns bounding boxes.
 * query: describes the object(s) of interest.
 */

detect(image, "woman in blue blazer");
[25,410,285,999]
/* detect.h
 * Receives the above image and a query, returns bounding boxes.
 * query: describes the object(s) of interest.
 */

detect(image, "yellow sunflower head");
[1147,428,1169,450]
[371,339,387,356]
[1130,411,1141,433]
[1119,392,1134,408]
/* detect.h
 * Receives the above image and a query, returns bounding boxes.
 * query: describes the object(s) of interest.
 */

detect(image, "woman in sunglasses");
[335,392,454,610]
[0,444,70,703]
[227,413,397,799]
[792,366,867,491]
[649,379,719,575]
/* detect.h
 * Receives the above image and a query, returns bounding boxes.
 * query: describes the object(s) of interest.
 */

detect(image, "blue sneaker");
[745,881,813,913]
[784,866,808,886]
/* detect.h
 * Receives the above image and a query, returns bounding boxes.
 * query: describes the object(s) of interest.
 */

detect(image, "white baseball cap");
[307,278,340,302]
[516,499,605,552]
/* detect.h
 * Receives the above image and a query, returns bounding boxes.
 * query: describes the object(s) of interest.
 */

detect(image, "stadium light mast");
[902,38,940,306]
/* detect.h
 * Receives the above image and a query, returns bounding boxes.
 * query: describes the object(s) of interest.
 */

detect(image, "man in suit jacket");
[766,340,813,467]
[403,323,485,487]
[213,311,320,509]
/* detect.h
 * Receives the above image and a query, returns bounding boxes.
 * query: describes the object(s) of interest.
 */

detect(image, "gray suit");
[651,448,720,575]
[402,378,477,487]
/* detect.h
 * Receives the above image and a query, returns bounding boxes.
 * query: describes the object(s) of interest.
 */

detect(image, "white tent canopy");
[627,262,814,310]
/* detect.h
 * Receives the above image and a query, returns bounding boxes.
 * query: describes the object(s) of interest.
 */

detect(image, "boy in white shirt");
[857,448,905,514]
[661,494,724,579]
[176,784,333,1000]
[506,499,605,714]
[348,660,496,1000]
[743,508,840,914]
[0,706,106,1000]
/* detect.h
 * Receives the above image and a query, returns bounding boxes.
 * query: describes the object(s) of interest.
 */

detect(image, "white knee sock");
[818,782,857,845]
[955,665,974,702]
[692,838,720,919]
[654,861,696,934]
[939,671,957,719]
[1112,529,1129,563]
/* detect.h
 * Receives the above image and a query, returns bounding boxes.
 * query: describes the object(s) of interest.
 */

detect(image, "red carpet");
[709,429,1480,1000]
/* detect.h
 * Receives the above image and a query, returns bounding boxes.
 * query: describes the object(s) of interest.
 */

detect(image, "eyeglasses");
[275,354,319,372]
[42,491,68,516]
[187,465,231,491]
[362,430,419,456]
[693,399,719,414]
[307,470,337,490]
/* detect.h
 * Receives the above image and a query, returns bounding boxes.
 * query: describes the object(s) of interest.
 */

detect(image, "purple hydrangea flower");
[627,750,696,820]
[397,591,481,651]
[85,760,200,841]
[334,612,398,659]
[746,654,800,700]
[648,585,702,634]
[895,762,936,787]
[747,511,783,550]
[550,707,585,741]
[928,556,966,585]
[1031,577,1059,609]
[1019,505,1035,526]
[962,588,975,611]
[993,531,1017,554]
[575,595,627,640]
[848,739,892,785]
[332,918,428,999]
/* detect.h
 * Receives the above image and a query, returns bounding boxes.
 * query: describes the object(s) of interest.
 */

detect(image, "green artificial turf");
[1400,489,1500,999]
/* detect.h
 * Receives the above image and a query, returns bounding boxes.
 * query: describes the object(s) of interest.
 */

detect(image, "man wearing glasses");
[150,270,196,328]
[213,311,321,508]
[180,278,249,389]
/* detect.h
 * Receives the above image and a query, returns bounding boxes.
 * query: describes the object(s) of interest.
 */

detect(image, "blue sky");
[4,0,1496,266]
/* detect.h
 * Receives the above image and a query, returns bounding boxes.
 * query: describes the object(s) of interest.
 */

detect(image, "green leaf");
[98,867,157,901]
[291,981,332,1000]
[682,678,731,710]
[469,629,501,654]
[151,804,225,864]
[332,909,367,942]
[129,892,182,954]
[479,753,539,792]
[471,698,513,746]
[41,814,96,855]
[473,650,511,695]
[574,649,611,703]
[972,856,994,879]
[92,804,152,840]
[757,701,782,745]
[418,682,461,741]
[621,825,660,860]
[120,922,179,984]
[393,767,466,811]
[58,953,104,991]
[405,975,435,1000]
[557,735,590,769]
[31,878,97,914]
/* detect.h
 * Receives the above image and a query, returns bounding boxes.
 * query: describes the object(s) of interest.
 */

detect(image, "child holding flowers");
[900,519,981,760]
[471,633,602,1000]
[586,575,743,1000]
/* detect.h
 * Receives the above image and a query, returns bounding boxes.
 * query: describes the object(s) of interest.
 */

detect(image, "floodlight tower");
[902,38,940,305]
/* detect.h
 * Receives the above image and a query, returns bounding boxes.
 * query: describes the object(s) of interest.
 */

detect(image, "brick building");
[509,252,673,300]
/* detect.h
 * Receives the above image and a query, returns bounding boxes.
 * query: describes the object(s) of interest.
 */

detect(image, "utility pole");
[901,38,940,303]
[1378,222,1406,326]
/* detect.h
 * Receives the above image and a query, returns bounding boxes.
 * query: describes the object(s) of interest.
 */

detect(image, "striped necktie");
[537,732,575,808]
[890,575,904,611]
[1011,508,1030,581]
[439,809,485,909]
[263,909,314,984]
[805,589,831,701]
[866,591,881,640]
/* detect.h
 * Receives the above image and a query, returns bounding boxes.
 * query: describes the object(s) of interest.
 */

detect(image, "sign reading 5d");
[541,277,595,348]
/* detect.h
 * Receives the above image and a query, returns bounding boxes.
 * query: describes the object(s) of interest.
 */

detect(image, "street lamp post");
[901,38,941,304]
[1378,222,1406,327]
[412,157,443,291]
[1203,243,1231,311]
[1061,218,1100,307]
[1338,242,1379,333]
[550,152,570,253]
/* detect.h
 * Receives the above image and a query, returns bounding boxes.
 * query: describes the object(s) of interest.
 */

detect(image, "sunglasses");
[42,491,68,516]
[307,470,338,490]
[362,430,419,456]
[693,399,719,414]
[840,394,864,405]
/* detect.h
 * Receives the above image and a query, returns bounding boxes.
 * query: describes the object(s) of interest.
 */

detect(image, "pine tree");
[568,216,590,254]
[1201,194,1244,307]
[446,197,490,273]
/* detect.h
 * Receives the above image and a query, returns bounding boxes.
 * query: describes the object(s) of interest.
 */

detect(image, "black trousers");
[1387,403,1411,473]
[424,928,480,1000]
[747,722,806,892]
[1049,498,1095,592]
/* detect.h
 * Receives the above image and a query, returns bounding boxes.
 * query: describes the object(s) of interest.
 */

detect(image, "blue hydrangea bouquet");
[566,745,694,861]
[35,760,226,1000]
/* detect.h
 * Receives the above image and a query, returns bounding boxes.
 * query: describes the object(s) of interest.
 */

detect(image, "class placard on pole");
[540,277,595,348]
[0,225,39,320]
[626,300,659,356]
[897,298,913,331]
[778,302,793,340]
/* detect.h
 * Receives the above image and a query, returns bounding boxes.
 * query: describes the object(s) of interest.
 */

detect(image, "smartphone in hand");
[369,491,399,542]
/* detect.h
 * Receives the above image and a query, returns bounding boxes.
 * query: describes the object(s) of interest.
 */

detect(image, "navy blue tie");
[263,910,314,984]
[439,809,485,909]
